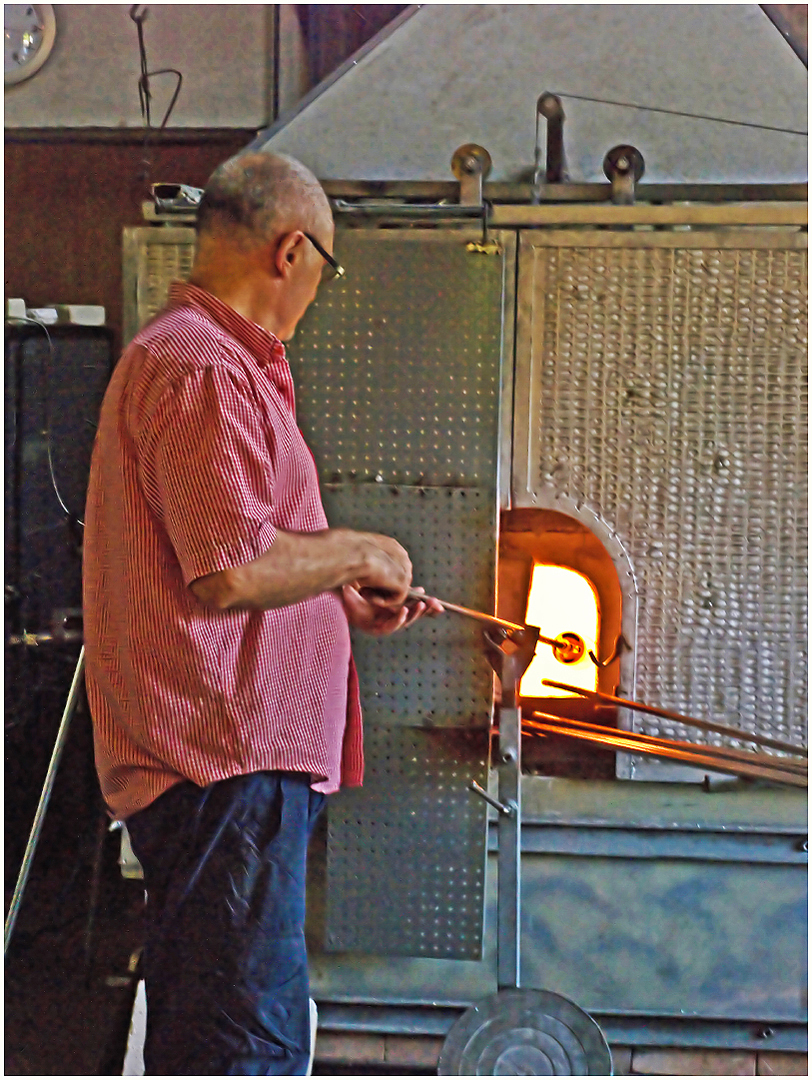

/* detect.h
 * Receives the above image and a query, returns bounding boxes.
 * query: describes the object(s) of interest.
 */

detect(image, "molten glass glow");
[520,564,600,698]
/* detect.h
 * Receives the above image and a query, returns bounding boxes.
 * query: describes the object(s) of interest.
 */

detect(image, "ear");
[272,231,306,278]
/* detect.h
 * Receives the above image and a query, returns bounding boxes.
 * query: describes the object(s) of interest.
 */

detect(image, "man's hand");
[353,532,413,608]
[341,585,444,636]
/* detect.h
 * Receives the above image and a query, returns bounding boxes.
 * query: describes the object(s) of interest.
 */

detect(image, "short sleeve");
[140,364,279,584]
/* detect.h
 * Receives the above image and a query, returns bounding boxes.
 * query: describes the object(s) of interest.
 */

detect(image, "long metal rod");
[526,719,807,788]
[543,679,808,757]
[408,589,523,632]
[333,200,484,220]
[408,588,568,651]
[489,201,807,228]
[4,647,86,953]
[318,180,808,204]
[531,712,808,775]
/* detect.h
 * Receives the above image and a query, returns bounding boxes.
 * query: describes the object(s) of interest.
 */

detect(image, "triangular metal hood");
[253,4,807,183]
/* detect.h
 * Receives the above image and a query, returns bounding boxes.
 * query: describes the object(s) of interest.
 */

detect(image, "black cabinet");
[5,324,112,875]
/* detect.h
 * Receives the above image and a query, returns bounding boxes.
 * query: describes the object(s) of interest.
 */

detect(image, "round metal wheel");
[438,988,613,1076]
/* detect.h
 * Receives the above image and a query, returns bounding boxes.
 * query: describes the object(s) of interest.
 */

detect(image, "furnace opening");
[498,509,624,779]
[520,564,600,699]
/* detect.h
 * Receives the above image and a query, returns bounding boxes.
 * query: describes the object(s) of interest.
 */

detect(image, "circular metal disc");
[438,989,613,1076]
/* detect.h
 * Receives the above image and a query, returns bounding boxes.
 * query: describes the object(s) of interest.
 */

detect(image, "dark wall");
[4,130,253,355]
[297,4,407,86]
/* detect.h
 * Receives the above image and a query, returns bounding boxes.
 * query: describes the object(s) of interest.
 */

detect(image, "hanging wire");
[16,316,85,526]
[549,90,807,137]
[130,6,183,186]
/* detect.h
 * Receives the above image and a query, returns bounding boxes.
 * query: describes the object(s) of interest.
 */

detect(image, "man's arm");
[189,526,412,612]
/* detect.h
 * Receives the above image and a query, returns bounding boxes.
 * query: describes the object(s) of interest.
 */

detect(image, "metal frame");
[315,1001,807,1053]
[323,181,807,204]
[490,202,807,228]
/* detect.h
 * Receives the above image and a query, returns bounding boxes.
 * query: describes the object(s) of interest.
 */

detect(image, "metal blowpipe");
[406,588,585,662]
[407,588,524,633]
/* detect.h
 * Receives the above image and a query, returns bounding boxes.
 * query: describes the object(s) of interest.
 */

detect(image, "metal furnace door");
[287,229,511,958]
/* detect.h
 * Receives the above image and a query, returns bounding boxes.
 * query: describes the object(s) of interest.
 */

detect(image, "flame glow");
[520,564,600,698]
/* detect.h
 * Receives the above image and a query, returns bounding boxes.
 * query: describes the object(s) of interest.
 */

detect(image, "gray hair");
[196,151,329,244]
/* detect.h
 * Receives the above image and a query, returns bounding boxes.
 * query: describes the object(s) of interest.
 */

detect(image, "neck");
[188,244,286,339]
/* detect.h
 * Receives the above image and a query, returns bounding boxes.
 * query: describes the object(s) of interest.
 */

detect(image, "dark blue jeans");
[127,771,326,1076]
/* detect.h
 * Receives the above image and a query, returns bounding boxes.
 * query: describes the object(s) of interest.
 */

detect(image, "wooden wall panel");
[4,131,252,354]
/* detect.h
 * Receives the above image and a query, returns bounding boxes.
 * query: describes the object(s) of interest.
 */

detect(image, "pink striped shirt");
[83,282,363,820]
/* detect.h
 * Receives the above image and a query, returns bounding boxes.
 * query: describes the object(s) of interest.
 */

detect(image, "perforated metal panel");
[514,231,808,768]
[287,230,504,487]
[297,231,507,956]
[321,484,495,726]
[326,726,489,958]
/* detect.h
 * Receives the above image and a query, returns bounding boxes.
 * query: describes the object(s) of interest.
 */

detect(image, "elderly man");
[83,152,438,1075]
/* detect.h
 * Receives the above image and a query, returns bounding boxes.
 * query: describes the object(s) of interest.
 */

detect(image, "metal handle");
[469,781,514,817]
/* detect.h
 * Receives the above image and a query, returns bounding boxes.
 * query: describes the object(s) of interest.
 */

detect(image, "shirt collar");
[167,281,288,372]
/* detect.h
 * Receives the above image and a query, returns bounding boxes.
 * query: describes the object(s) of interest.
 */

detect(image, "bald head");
[196,151,332,248]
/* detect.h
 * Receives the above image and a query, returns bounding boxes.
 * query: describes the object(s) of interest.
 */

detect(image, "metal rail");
[531,713,808,776]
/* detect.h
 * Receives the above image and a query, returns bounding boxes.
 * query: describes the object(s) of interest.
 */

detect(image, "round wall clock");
[5,4,56,86]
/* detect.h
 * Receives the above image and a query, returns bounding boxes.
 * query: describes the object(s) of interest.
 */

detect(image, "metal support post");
[482,627,540,990]
[496,698,522,988]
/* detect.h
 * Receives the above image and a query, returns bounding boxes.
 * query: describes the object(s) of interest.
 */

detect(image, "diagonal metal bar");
[5,648,86,952]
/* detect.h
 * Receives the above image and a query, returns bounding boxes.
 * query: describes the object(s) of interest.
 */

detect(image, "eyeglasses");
[304,232,345,283]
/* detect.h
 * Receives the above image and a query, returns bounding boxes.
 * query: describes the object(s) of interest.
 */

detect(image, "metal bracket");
[603,144,646,205]
[534,92,569,200]
[588,632,631,668]
[481,625,540,989]
[482,625,540,709]
[451,143,493,207]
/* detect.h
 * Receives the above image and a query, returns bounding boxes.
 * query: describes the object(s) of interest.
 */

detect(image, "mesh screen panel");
[517,236,808,761]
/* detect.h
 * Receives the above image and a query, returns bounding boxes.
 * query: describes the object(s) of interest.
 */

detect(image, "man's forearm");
[190,527,410,611]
